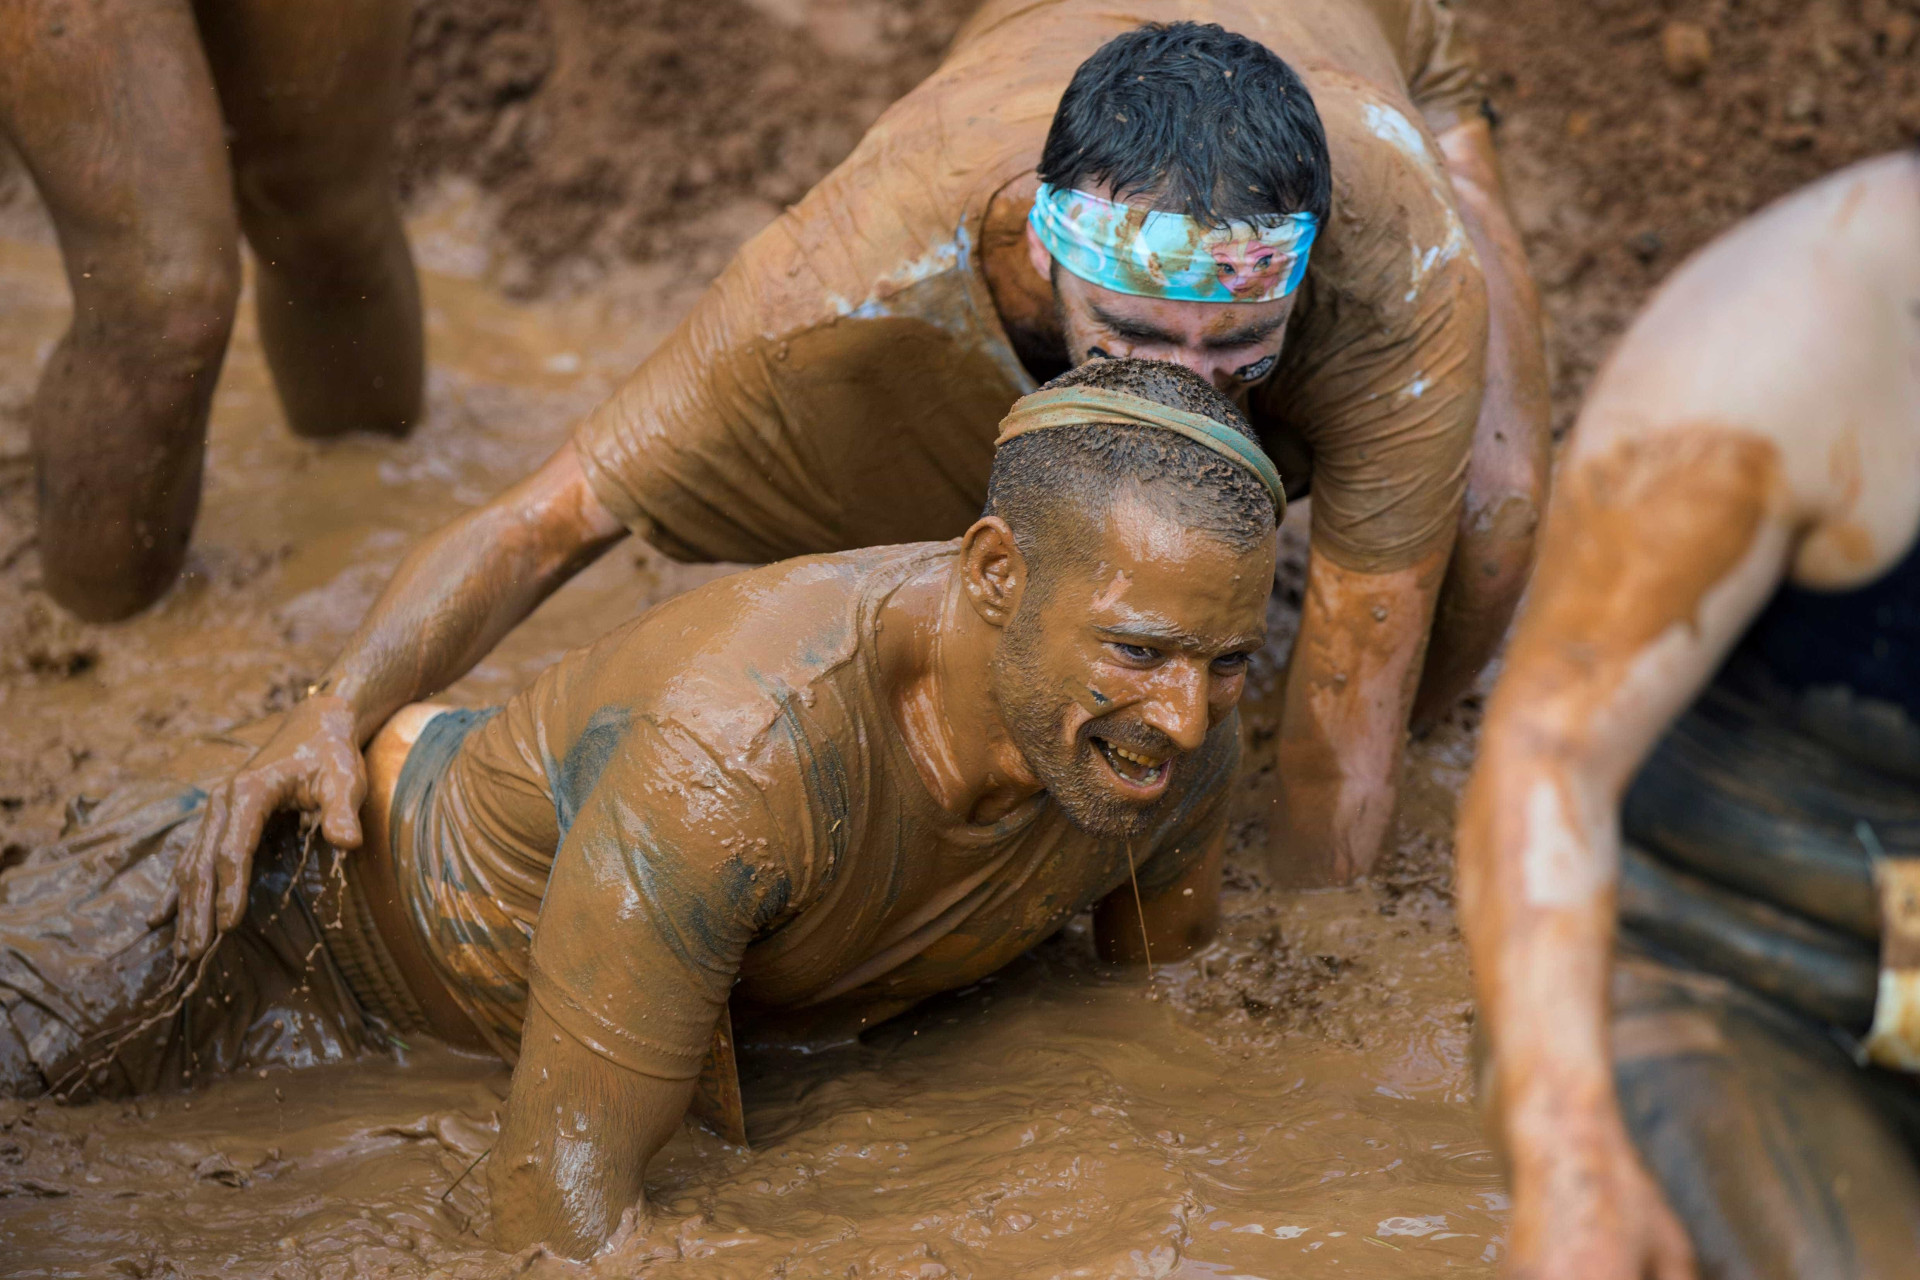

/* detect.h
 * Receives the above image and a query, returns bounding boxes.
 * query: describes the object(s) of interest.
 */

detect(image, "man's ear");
[1025,221,1054,287]
[961,516,1028,628]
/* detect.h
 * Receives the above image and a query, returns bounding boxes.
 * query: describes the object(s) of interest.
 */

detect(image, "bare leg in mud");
[0,0,419,621]
[0,0,241,622]
[196,0,423,441]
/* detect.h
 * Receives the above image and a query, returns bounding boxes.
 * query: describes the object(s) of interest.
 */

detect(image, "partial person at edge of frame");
[177,0,1550,922]
[1460,152,1920,1280]
[0,0,424,622]
[1,359,1277,1259]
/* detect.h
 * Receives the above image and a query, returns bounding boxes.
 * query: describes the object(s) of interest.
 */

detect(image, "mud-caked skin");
[185,0,1550,905]
[0,0,422,622]
[1459,154,1920,1280]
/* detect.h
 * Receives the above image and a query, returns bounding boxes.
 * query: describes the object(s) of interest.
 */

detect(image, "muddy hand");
[156,694,367,959]
[1506,1117,1697,1280]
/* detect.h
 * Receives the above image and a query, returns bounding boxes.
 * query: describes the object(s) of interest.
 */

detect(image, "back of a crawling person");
[0,357,1283,1258]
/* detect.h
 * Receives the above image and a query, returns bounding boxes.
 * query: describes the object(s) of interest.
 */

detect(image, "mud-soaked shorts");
[1607,952,1920,1278]
[0,768,412,1101]
[1599,680,1920,1278]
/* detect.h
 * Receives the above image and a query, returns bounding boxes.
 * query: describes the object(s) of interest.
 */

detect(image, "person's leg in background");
[0,0,241,621]
[195,0,423,439]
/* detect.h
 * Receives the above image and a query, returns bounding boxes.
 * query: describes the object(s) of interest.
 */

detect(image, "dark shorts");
[1605,684,1920,1277]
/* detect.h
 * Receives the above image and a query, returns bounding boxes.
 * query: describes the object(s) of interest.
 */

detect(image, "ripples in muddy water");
[1,859,1500,1279]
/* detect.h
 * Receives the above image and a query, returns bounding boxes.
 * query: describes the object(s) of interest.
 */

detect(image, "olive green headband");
[993,385,1286,522]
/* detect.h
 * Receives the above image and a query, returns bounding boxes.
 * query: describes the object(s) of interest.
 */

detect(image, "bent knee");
[69,231,240,366]
[233,156,397,262]
[363,703,456,820]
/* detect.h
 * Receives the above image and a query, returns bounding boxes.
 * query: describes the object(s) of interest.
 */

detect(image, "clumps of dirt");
[1372,830,1455,918]
[396,0,978,292]
[1464,0,1920,432]
[1170,910,1366,1046]
[1,599,98,684]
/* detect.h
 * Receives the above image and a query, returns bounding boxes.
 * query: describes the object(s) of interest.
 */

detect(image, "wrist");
[300,688,354,714]
[294,688,368,738]
[301,672,387,742]
[1499,1057,1624,1166]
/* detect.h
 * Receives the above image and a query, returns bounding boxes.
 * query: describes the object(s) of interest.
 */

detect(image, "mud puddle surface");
[0,185,1497,1274]
[1,836,1493,1279]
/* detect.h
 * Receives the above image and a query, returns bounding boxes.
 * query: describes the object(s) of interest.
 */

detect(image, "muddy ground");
[0,0,1916,1275]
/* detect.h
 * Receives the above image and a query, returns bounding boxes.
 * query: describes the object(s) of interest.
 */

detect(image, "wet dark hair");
[984,358,1278,580]
[1039,22,1331,227]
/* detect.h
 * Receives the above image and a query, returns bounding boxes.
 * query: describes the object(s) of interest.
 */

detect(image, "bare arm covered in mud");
[490,1000,697,1258]
[489,848,1224,1257]
[1460,153,1920,1280]
[1270,115,1547,888]
[1264,103,1547,887]
[1459,430,1796,1280]
[1273,547,1449,886]
[1416,116,1551,724]
[166,442,626,956]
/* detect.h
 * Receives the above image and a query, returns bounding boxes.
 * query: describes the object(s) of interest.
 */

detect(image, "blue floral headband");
[1029,183,1318,304]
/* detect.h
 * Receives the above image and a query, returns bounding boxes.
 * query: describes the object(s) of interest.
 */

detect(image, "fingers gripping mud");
[160,697,367,960]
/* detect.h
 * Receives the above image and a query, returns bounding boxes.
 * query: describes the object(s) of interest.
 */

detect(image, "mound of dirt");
[397,0,1920,412]
[397,0,978,292]
[1462,0,1920,431]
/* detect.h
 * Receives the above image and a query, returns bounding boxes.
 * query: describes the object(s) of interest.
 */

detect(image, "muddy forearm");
[1457,730,1621,1172]
[319,442,626,743]
[1095,828,1224,964]
[489,1001,695,1257]
[1270,547,1446,884]
[1459,429,1800,1181]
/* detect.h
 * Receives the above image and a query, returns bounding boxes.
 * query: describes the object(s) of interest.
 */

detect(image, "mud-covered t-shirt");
[573,0,1488,573]
[405,543,1235,1077]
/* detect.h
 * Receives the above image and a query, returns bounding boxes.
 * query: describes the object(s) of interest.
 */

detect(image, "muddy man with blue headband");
[1018,28,1328,397]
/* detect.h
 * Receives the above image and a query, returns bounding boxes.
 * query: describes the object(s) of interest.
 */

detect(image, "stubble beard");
[991,603,1162,839]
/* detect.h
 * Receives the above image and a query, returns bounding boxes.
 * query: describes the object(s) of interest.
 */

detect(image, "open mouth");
[1091,735,1172,798]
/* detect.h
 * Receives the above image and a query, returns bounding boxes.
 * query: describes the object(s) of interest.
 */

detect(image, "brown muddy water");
[0,185,1502,1278]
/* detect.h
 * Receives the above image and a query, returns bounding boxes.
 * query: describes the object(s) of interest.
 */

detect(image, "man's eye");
[1110,642,1160,663]
[1088,346,1114,360]
[1232,353,1279,382]
[1210,652,1252,675]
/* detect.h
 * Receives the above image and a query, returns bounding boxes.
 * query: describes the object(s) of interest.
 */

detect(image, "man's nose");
[1143,662,1211,754]
[1162,347,1238,393]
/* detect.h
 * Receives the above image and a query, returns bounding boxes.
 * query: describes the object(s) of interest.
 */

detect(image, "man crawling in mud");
[1461,152,1920,1279]
[1,0,424,621]
[0,359,1279,1258]
[192,4,1549,894]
